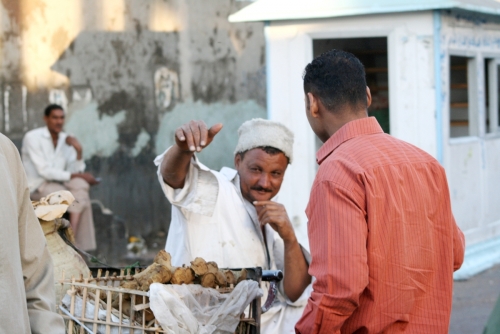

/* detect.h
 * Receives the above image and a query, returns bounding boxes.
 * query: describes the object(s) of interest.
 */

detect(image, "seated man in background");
[0,131,66,333]
[22,104,99,251]
[155,119,312,334]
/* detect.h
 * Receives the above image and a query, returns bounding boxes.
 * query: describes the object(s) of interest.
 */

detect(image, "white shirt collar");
[41,126,51,138]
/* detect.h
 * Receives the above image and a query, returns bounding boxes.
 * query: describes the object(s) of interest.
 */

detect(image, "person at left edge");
[0,132,66,334]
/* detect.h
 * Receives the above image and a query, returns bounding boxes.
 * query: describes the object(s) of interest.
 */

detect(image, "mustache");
[251,186,272,193]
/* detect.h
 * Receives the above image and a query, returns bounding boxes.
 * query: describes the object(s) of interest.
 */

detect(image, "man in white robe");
[0,132,66,333]
[155,119,311,333]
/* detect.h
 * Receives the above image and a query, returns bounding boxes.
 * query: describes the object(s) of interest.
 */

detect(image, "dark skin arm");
[70,172,100,185]
[160,120,223,189]
[255,201,311,302]
[65,136,100,186]
[66,135,83,160]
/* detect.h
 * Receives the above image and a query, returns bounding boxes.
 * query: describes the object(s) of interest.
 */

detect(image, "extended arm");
[254,201,311,302]
[160,143,195,189]
[160,120,223,189]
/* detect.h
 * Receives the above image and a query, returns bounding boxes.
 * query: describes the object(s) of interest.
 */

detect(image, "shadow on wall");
[44,29,266,241]
[48,30,181,239]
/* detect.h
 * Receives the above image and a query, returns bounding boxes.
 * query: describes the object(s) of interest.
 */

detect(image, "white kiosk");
[230,0,500,279]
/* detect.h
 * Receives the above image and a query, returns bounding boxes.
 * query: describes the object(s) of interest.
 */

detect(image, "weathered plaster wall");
[0,0,265,240]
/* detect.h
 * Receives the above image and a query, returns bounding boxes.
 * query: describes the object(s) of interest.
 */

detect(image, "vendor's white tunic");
[154,149,310,334]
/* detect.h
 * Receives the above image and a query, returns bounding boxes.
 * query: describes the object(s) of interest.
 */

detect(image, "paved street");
[450,264,500,334]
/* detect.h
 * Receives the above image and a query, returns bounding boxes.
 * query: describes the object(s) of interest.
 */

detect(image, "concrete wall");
[0,0,266,240]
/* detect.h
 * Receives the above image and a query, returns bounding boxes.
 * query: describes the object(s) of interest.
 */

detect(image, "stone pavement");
[450,264,500,334]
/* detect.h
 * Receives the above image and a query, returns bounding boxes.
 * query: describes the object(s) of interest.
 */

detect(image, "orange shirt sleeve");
[439,169,465,271]
[295,179,368,334]
[452,215,465,271]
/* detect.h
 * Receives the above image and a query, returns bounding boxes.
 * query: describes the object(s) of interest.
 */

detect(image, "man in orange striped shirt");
[295,50,465,333]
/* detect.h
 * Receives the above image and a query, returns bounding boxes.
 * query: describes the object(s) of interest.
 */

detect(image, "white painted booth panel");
[484,137,500,232]
[448,139,483,234]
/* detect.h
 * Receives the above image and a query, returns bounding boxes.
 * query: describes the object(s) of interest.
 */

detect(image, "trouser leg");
[64,178,97,251]
[31,182,67,201]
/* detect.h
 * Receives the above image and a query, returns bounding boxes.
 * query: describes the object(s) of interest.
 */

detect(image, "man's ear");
[307,92,320,118]
[234,153,241,169]
[366,87,372,109]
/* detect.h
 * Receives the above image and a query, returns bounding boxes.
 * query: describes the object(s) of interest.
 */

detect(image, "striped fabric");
[295,117,465,334]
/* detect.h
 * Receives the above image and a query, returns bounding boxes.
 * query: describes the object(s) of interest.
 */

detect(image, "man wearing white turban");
[154,119,311,334]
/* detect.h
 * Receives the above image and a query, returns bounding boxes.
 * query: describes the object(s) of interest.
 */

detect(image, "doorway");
[313,37,390,134]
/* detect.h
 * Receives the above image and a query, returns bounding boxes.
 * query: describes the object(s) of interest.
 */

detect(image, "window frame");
[448,52,500,140]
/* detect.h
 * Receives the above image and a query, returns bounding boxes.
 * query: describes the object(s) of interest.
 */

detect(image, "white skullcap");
[234,118,294,163]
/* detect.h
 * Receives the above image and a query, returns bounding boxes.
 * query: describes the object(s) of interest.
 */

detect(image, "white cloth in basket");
[149,280,263,334]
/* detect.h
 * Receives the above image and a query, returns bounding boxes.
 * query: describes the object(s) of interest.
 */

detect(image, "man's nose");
[258,173,271,189]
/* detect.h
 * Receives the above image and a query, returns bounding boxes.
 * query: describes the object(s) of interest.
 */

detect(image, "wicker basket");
[58,268,260,334]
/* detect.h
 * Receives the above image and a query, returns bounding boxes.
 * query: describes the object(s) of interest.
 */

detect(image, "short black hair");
[303,49,367,113]
[44,104,64,117]
[237,146,289,164]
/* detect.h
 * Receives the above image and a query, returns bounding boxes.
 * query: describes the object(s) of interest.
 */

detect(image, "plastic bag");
[149,280,263,334]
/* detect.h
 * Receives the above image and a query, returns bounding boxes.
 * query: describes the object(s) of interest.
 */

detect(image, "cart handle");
[262,270,283,282]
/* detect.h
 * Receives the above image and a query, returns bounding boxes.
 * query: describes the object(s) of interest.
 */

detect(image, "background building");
[231,0,500,279]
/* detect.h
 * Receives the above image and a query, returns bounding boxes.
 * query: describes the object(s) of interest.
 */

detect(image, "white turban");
[234,118,294,163]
